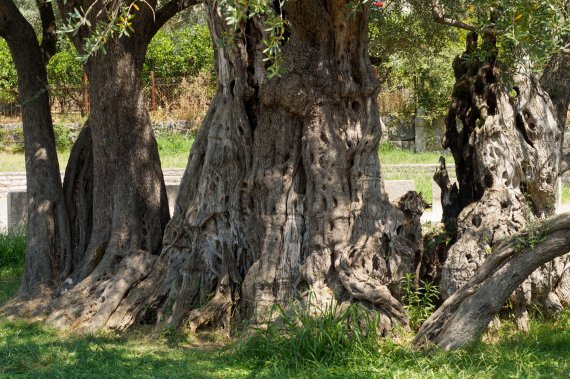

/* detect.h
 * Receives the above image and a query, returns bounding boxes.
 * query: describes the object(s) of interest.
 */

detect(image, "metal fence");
[0,72,213,121]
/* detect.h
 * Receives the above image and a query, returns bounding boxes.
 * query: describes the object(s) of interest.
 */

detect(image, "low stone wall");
[1,180,418,234]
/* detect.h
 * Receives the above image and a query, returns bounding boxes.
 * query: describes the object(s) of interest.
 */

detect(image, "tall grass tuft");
[236,299,383,375]
[0,233,25,269]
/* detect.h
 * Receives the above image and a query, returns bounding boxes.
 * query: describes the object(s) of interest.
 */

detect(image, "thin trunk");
[0,0,71,297]
[45,0,191,331]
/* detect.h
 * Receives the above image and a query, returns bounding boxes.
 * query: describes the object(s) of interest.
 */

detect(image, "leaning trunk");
[436,33,568,330]
[414,213,570,350]
[0,0,71,297]
[97,0,421,334]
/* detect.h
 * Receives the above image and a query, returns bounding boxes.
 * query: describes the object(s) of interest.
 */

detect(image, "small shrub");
[53,123,73,152]
[400,274,440,330]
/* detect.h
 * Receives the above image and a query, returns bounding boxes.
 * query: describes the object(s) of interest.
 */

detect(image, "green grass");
[156,132,194,169]
[1,234,570,378]
[378,141,451,165]
[379,142,453,203]
[0,233,25,305]
[0,133,194,172]
[563,185,570,204]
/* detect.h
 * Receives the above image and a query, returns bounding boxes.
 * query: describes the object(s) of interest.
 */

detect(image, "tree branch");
[431,0,498,37]
[413,213,570,350]
[151,0,200,36]
[36,0,57,64]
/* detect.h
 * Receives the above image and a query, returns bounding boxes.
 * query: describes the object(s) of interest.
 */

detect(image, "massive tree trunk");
[44,1,195,330]
[86,0,422,334]
[413,213,570,350]
[435,32,568,330]
[0,0,71,297]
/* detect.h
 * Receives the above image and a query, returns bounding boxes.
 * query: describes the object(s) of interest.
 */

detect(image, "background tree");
[0,0,71,297]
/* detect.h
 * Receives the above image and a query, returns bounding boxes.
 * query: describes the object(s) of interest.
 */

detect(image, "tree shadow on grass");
[1,314,570,378]
[0,320,250,379]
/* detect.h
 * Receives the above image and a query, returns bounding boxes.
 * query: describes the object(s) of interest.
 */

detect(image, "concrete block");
[0,193,7,232]
[8,191,26,235]
[384,180,415,202]
[166,185,179,214]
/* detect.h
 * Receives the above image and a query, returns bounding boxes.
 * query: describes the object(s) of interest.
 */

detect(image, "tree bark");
[96,0,422,334]
[413,213,570,350]
[62,124,93,273]
[0,0,71,297]
[540,41,570,174]
[44,1,193,330]
[436,33,567,329]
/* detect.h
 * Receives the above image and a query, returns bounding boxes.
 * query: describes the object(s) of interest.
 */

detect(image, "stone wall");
[382,111,447,152]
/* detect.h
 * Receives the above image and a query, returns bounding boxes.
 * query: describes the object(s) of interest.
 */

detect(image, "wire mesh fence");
[0,72,216,123]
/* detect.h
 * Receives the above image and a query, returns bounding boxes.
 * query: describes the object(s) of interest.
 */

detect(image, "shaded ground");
[2,234,570,378]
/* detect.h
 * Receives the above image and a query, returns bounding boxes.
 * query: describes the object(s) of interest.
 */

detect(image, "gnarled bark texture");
[0,0,71,298]
[81,0,422,333]
[541,40,570,174]
[413,213,570,350]
[436,33,568,330]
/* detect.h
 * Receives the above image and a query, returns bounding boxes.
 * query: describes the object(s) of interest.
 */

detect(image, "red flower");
[372,1,384,8]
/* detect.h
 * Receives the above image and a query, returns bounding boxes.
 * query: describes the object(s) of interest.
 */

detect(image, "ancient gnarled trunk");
[541,40,570,174]
[436,32,568,329]
[81,0,422,333]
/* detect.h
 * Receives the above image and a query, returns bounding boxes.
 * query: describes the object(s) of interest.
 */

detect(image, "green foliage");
[55,0,140,62]
[436,0,569,77]
[52,123,73,152]
[219,0,287,77]
[46,38,83,87]
[369,2,464,122]
[0,40,18,107]
[143,24,214,81]
[511,200,547,253]
[400,274,440,330]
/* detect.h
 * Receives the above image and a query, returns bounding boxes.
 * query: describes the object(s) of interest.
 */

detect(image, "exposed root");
[46,250,156,332]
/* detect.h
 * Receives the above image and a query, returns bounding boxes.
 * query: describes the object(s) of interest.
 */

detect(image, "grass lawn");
[2,234,570,378]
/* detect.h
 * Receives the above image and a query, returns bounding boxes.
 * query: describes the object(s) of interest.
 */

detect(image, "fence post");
[150,70,156,112]
[83,71,90,114]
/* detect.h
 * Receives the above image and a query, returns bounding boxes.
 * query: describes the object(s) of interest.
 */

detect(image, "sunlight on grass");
[1,233,570,378]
